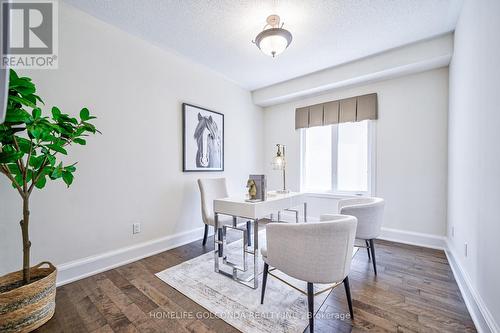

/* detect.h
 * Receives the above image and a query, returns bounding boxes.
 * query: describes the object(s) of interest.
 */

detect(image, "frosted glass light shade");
[260,35,288,57]
[254,28,292,58]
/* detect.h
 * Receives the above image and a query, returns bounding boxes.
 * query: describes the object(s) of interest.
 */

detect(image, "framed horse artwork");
[182,103,224,172]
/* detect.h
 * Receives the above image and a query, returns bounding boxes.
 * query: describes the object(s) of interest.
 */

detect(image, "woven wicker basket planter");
[0,262,57,333]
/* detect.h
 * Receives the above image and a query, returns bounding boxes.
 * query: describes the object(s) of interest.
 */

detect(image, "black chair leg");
[246,221,252,247]
[343,276,354,319]
[217,228,223,258]
[307,282,314,332]
[369,239,377,275]
[202,225,209,246]
[365,239,371,260]
[261,263,269,304]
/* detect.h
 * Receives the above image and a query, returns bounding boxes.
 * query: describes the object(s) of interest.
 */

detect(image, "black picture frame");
[182,103,224,172]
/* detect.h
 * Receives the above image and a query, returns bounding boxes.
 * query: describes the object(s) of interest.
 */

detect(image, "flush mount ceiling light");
[253,14,292,58]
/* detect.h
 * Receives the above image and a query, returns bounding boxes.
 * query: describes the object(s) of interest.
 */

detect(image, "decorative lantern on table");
[272,144,289,193]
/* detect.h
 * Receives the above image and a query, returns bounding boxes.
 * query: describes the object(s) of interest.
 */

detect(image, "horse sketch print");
[194,113,222,168]
[183,103,224,171]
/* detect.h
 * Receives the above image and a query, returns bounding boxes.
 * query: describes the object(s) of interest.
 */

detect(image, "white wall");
[0,3,263,276]
[448,0,500,330]
[264,68,449,237]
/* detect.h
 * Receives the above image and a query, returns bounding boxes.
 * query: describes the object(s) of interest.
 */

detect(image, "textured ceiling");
[63,0,463,90]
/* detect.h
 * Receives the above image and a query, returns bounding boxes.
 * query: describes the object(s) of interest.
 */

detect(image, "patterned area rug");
[156,229,357,333]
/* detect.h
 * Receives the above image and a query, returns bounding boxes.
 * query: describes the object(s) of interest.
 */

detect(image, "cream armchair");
[197,178,252,249]
[260,215,357,331]
[338,197,385,275]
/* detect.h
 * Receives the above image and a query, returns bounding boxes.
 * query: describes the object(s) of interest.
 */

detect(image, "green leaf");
[62,171,74,187]
[47,154,56,166]
[25,169,33,183]
[25,94,37,105]
[17,85,36,96]
[5,108,32,123]
[82,123,96,134]
[73,138,86,145]
[51,107,61,120]
[27,125,42,139]
[35,175,47,189]
[1,144,15,153]
[47,144,67,155]
[14,173,23,184]
[80,108,90,121]
[50,164,63,179]
[64,163,77,172]
[58,113,78,125]
[7,163,21,175]
[32,108,41,119]
[0,151,23,163]
[74,126,86,136]
[32,122,57,141]
[29,155,45,169]
[9,95,37,108]
[15,136,31,153]
[40,132,57,142]
[9,69,19,80]
[58,123,75,135]
[33,94,44,105]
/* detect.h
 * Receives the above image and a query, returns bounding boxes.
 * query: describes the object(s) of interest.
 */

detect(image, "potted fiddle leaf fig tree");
[0,69,100,332]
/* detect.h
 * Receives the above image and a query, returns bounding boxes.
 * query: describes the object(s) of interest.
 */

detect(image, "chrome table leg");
[304,202,308,222]
[213,215,259,289]
[253,219,259,289]
[214,213,219,272]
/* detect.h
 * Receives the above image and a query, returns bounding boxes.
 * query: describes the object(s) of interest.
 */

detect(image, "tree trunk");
[21,195,31,284]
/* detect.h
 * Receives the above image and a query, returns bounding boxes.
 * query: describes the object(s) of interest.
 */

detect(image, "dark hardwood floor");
[35,231,477,333]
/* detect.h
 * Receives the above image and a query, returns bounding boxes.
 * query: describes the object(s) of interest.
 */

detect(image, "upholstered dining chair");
[197,178,252,247]
[260,215,357,332]
[338,197,385,275]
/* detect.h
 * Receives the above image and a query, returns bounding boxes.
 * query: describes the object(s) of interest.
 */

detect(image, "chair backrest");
[338,197,385,239]
[265,215,357,284]
[197,178,229,225]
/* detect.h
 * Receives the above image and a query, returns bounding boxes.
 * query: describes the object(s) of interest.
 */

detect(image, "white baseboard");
[379,227,447,250]
[445,241,499,333]
[56,226,206,286]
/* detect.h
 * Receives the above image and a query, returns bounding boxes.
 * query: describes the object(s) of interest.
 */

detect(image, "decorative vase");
[0,262,57,333]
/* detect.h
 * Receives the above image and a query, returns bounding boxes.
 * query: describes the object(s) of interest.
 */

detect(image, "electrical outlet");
[464,243,468,257]
[451,226,455,237]
[133,223,141,234]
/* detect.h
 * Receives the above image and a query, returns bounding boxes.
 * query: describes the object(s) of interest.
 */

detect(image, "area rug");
[156,229,357,333]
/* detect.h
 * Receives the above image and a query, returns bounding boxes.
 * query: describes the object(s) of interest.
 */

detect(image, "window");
[301,120,373,195]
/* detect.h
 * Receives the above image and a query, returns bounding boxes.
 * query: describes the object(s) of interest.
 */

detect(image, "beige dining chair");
[338,197,385,275]
[260,214,357,332]
[197,178,252,250]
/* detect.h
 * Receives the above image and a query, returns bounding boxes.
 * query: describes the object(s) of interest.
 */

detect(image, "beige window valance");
[295,93,377,129]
